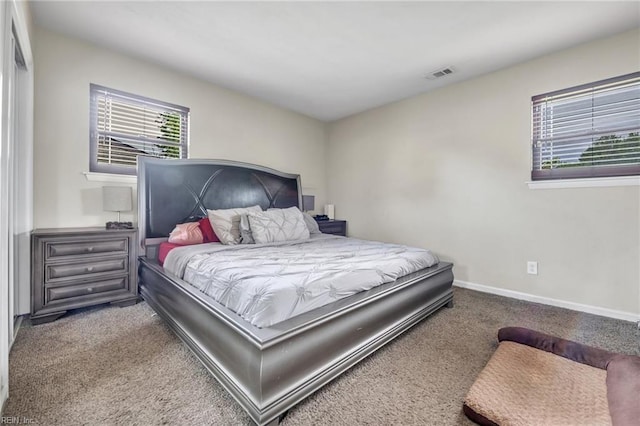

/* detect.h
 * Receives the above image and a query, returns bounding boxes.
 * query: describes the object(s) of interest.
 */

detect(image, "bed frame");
[137,157,454,425]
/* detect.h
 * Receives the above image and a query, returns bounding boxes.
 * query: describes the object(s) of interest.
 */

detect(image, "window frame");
[531,72,640,181]
[89,84,190,176]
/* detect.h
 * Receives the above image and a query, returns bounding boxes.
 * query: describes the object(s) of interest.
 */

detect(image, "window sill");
[83,172,136,184]
[527,175,640,189]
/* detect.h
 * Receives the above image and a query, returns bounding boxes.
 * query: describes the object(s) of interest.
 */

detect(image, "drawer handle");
[87,287,93,293]
[86,247,94,252]
[86,266,94,272]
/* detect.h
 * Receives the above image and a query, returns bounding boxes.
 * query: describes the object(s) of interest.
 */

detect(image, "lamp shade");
[302,195,315,212]
[102,186,132,212]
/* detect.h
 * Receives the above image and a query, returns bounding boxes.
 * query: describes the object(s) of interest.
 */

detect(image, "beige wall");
[33,27,327,228]
[327,29,640,316]
[33,24,640,317]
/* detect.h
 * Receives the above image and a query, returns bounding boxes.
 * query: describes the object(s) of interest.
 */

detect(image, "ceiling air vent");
[425,66,455,80]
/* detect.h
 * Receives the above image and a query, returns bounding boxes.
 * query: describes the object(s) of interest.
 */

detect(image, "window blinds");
[531,72,640,180]
[90,84,189,175]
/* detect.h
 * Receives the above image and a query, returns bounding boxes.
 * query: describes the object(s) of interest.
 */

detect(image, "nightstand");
[316,219,347,236]
[31,227,138,324]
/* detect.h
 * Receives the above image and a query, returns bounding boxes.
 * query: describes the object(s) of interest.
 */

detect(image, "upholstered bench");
[464,327,640,426]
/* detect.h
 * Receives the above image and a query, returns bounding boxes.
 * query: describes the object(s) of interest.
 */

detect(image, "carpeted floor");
[5,288,639,425]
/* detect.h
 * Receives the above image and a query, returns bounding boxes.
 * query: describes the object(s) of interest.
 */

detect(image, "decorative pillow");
[207,205,262,245]
[168,222,203,245]
[198,217,219,243]
[239,214,255,244]
[248,207,310,244]
[302,212,321,234]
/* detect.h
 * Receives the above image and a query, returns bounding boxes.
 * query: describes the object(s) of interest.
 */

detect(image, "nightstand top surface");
[33,227,137,235]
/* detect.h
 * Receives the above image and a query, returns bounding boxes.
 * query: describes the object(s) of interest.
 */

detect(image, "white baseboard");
[454,279,640,323]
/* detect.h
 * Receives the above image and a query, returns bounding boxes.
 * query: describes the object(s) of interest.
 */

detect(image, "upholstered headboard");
[137,157,302,255]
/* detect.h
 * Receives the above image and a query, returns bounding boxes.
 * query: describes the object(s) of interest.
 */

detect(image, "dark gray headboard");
[137,158,302,252]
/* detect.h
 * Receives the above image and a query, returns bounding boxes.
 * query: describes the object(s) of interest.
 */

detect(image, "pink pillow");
[198,217,220,243]
[168,222,204,245]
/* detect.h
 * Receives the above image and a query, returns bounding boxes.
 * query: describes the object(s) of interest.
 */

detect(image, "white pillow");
[248,207,310,244]
[207,205,262,245]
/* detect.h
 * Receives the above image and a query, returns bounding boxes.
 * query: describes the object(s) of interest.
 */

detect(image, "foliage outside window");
[90,84,189,175]
[531,72,640,181]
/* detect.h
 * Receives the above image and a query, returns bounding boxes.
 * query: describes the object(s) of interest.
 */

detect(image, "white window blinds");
[90,84,189,175]
[531,72,640,180]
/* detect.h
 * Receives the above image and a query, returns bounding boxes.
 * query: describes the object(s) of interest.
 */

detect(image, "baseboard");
[454,279,640,323]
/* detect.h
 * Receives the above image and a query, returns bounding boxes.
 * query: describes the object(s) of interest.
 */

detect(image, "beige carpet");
[5,288,639,425]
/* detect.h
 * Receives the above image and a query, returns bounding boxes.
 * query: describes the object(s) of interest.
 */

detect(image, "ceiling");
[30,1,640,122]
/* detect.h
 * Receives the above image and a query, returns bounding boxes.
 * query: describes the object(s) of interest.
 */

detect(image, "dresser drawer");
[46,277,128,303]
[45,258,127,283]
[45,238,128,261]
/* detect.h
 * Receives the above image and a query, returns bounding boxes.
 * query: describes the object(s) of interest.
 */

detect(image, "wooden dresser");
[31,227,138,324]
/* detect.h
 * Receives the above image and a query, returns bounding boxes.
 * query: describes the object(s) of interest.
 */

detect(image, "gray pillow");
[207,205,262,245]
[239,214,255,244]
[302,212,321,234]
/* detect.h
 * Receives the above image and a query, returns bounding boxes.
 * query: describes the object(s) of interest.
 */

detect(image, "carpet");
[5,288,638,425]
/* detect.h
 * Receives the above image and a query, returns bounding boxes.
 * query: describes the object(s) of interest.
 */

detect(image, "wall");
[33,25,640,318]
[327,29,640,318]
[33,26,327,228]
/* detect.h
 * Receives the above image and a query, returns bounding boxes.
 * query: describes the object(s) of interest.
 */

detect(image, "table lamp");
[103,186,133,229]
[302,195,315,212]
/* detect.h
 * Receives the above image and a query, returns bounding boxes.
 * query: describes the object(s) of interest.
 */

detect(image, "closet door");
[0,1,11,407]
[0,0,33,410]
[11,26,29,328]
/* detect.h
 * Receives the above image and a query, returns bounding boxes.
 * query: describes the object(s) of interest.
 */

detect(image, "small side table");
[31,227,138,324]
[316,220,347,237]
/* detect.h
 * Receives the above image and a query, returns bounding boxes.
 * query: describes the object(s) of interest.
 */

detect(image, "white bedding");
[164,234,439,328]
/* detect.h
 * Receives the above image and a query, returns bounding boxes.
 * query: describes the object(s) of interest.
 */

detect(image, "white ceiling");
[30,1,640,122]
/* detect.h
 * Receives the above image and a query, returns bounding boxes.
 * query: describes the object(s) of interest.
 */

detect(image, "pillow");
[207,205,262,245]
[158,242,182,266]
[167,222,203,245]
[239,214,255,244]
[302,212,321,234]
[248,207,310,244]
[198,217,219,243]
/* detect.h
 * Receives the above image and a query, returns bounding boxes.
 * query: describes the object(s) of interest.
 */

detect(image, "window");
[90,84,189,175]
[531,72,640,181]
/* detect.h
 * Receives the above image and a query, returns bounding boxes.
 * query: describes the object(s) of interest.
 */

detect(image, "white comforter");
[164,234,439,328]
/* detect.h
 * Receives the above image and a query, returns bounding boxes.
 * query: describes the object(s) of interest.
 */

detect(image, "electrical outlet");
[527,261,538,275]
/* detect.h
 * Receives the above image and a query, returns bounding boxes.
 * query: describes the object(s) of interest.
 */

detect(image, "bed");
[137,157,454,425]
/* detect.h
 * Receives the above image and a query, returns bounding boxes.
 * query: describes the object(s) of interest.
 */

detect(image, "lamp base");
[106,221,133,230]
